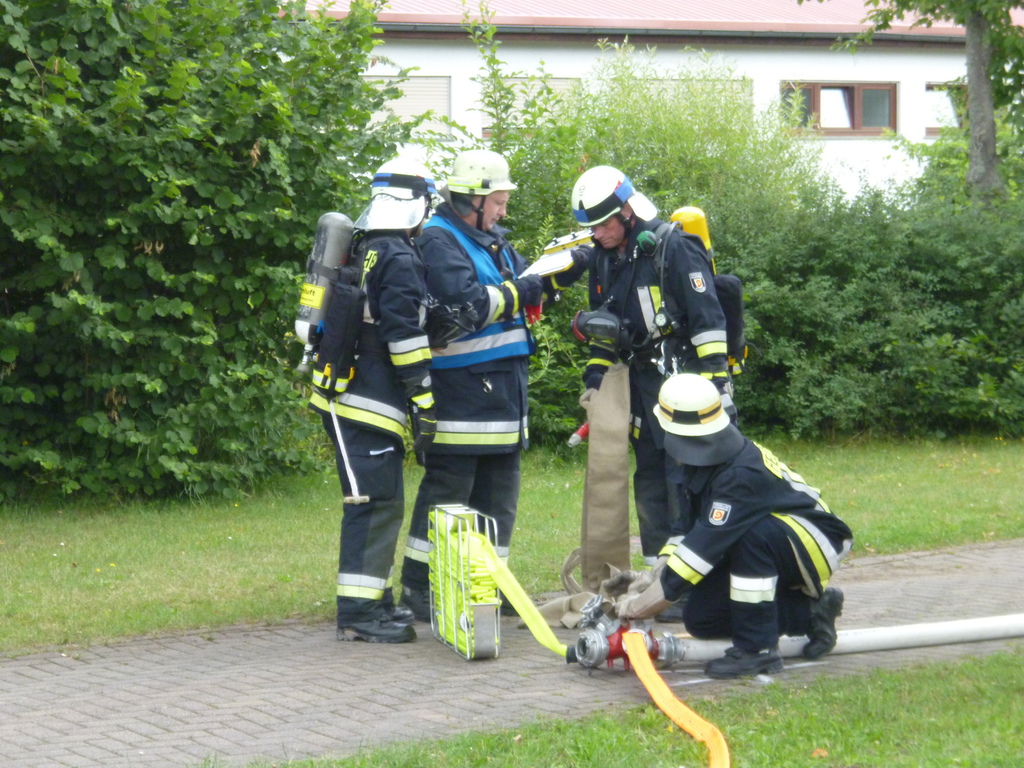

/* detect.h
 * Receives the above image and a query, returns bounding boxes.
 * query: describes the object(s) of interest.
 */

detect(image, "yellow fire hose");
[430,506,730,768]
[430,507,568,659]
[623,631,731,768]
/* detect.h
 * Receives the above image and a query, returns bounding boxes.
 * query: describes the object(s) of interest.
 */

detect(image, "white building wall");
[369,36,966,195]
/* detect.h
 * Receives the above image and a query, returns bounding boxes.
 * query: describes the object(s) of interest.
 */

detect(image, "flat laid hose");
[622,631,731,768]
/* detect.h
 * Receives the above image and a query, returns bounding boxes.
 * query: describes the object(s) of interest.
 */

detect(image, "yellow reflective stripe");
[502,280,522,316]
[336,572,387,601]
[666,553,704,586]
[390,348,432,367]
[695,340,728,357]
[772,513,832,585]
[434,431,519,446]
[410,392,435,409]
[337,584,384,600]
[587,357,613,368]
[308,391,406,438]
[405,536,431,563]
[311,369,351,392]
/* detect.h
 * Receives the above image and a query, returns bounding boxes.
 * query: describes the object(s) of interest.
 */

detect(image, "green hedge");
[0,0,411,498]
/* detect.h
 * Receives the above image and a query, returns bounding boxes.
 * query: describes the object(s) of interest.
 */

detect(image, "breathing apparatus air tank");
[670,206,712,252]
[295,212,355,373]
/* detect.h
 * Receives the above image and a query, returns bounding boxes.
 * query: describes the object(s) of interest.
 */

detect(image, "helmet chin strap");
[472,196,486,231]
[617,211,635,237]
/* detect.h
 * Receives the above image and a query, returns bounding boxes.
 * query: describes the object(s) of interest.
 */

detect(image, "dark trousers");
[682,516,814,652]
[322,414,405,625]
[630,365,685,558]
[401,451,521,592]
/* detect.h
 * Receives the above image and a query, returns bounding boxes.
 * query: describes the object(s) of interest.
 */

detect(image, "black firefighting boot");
[383,602,415,625]
[382,588,415,625]
[336,613,416,644]
[400,586,432,623]
[705,646,784,679]
[803,587,844,659]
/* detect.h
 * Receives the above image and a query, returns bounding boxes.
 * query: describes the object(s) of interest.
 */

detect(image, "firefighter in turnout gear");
[560,166,735,569]
[399,149,549,621]
[615,374,853,678]
[308,158,438,643]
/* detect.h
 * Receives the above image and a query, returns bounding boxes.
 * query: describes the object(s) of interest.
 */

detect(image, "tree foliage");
[0,0,412,498]
[801,0,1024,196]
[433,21,1024,442]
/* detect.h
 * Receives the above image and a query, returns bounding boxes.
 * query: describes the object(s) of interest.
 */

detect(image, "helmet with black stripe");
[653,373,744,466]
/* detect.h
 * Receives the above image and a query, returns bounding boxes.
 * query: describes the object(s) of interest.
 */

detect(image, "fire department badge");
[709,502,731,526]
[689,272,706,293]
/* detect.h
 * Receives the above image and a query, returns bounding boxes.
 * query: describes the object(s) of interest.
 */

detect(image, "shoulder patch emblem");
[709,502,731,526]
[689,272,706,293]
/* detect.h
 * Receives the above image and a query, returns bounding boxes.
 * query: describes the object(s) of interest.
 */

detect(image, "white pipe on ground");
[669,613,1024,663]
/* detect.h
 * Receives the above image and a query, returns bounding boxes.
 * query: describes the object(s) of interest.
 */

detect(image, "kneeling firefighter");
[308,158,439,644]
[614,374,853,678]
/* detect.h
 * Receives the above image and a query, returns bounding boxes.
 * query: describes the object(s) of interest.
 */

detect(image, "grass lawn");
[2,437,1023,768]
[2,437,1022,655]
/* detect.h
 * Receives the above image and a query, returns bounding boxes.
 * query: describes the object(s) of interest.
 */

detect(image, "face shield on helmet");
[354,158,437,231]
[570,165,658,227]
[653,373,744,466]
[444,149,517,196]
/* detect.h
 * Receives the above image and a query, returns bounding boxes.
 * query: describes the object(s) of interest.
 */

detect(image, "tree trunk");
[964,10,1003,197]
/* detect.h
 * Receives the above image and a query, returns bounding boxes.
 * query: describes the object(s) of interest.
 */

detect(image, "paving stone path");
[2,539,1023,768]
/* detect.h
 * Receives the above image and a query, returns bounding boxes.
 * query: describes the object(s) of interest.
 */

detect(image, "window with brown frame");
[782,82,897,136]
[925,82,965,137]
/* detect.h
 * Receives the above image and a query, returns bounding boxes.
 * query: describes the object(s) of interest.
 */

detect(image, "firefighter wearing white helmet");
[309,157,438,643]
[398,148,552,622]
[559,166,736,582]
[614,374,853,678]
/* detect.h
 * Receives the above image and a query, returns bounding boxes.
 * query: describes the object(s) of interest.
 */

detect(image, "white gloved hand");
[616,578,673,620]
[578,388,598,409]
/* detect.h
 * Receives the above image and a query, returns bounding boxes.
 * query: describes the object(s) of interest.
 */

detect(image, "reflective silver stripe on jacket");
[337,393,406,425]
[691,329,728,346]
[432,325,530,358]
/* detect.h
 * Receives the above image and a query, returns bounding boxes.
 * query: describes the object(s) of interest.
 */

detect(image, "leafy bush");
[0,0,413,498]
[434,24,1024,442]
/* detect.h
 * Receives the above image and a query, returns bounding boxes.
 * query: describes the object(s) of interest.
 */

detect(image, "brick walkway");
[2,539,1023,768]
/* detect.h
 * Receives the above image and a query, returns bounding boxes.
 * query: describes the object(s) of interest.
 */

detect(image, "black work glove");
[582,365,605,392]
[512,273,543,307]
[570,246,591,269]
[410,405,436,463]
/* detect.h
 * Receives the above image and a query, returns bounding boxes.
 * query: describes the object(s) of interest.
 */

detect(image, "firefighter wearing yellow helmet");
[397,149,553,621]
[615,374,852,678]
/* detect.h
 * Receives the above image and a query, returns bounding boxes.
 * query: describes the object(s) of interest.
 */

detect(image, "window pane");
[819,87,853,128]
[862,88,892,128]
[925,86,957,127]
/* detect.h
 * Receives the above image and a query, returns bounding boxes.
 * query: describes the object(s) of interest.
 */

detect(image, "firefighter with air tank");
[305,158,439,644]
[557,166,736,586]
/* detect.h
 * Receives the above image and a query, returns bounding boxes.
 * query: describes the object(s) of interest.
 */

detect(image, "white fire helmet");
[571,165,657,226]
[653,374,744,466]
[354,158,437,231]
[445,149,517,196]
